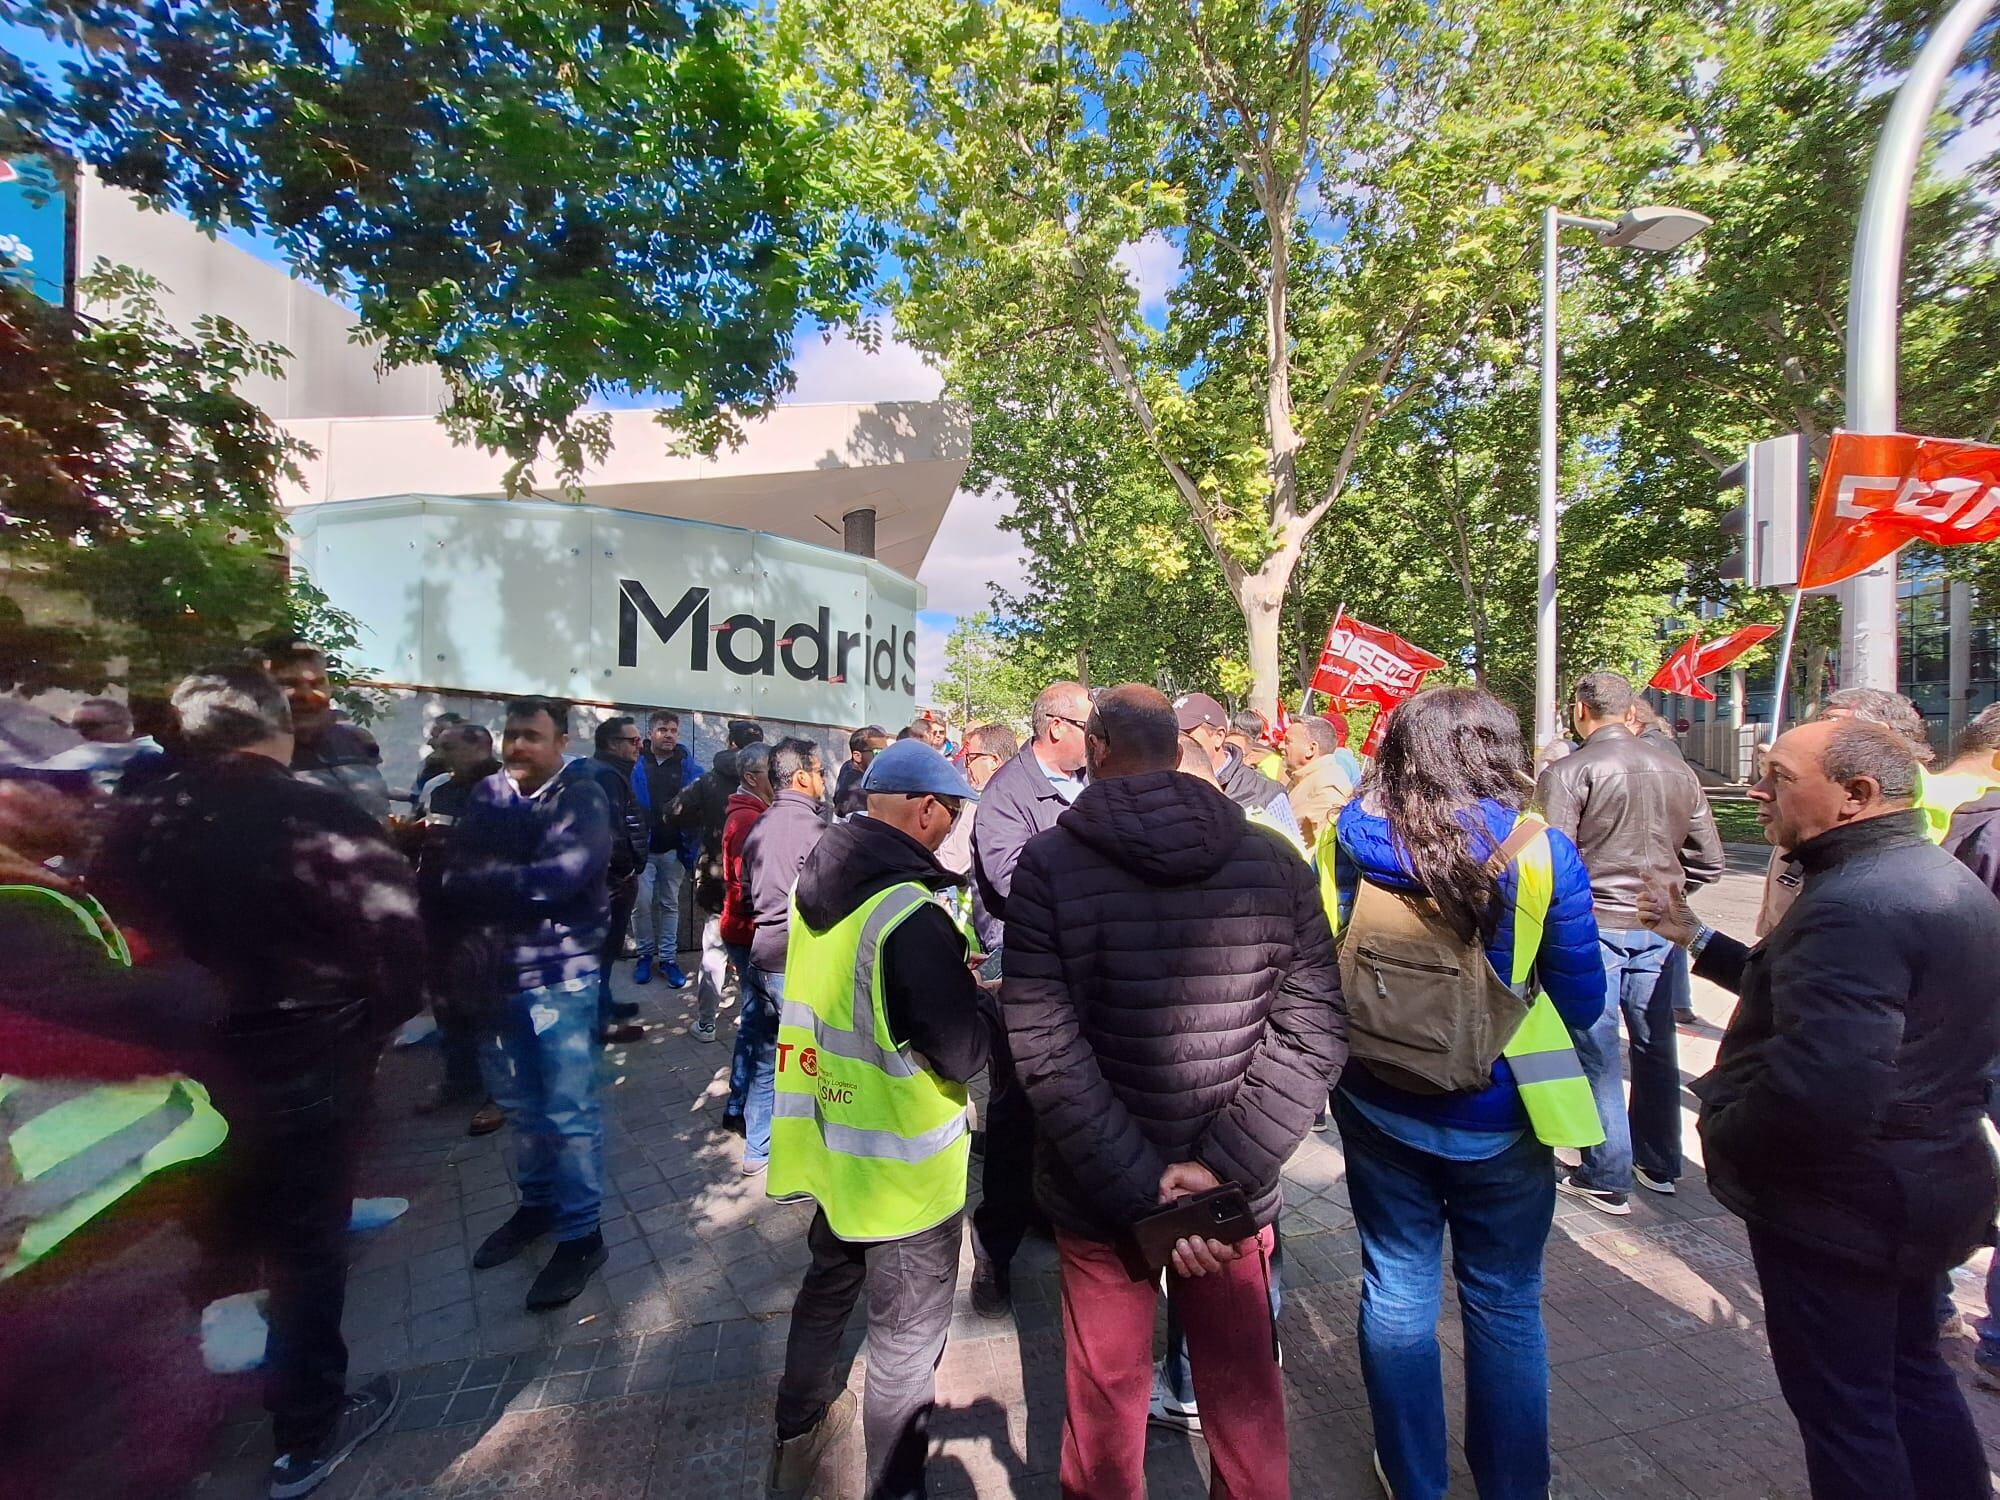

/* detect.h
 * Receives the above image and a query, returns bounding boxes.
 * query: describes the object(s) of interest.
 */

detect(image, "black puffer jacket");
[1002,769,1345,1241]
[1694,812,2000,1277]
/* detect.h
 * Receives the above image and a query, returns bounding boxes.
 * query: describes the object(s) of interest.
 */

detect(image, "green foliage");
[933,611,1055,725]
[4,0,876,490]
[0,262,347,693]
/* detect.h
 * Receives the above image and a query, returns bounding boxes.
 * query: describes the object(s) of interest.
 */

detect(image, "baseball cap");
[860,739,980,801]
[1174,693,1228,733]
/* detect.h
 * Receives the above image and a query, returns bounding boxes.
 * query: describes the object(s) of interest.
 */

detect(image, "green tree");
[783,0,1687,711]
[4,0,877,489]
[0,262,347,693]
[933,611,1055,725]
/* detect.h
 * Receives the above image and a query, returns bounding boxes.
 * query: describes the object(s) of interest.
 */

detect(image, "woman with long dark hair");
[1330,687,1602,1500]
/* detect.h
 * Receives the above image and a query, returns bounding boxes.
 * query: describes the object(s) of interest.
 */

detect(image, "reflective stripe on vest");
[0,884,228,1278]
[769,883,971,1241]
[1497,828,1604,1150]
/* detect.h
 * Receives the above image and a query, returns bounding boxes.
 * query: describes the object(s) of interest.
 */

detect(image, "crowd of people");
[4,642,2000,1500]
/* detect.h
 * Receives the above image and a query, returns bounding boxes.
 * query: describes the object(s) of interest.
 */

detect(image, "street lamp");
[1534,204,1713,756]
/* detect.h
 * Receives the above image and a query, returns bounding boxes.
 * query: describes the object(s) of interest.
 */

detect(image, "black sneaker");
[268,1375,399,1498]
[473,1205,554,1270]
[1556,1173,1631,1216]
[526,1231,606,1311]
[612,999,641,1021]
[970,1255,1012,1319]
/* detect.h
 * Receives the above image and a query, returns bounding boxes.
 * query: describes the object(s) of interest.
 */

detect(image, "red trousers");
[1055,1225,1287,1499]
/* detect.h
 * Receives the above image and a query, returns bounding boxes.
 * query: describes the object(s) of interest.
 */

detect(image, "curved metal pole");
[1838,0,1996,688]
[1535,208,1561,754]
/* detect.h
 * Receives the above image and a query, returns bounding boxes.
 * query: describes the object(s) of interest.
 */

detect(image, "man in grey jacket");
[737,737,828,1175]
[1536,671,1724,1213]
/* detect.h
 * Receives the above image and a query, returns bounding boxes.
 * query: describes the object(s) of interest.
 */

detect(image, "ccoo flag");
[1313,617,1446,707]
[1801,431,2000,589]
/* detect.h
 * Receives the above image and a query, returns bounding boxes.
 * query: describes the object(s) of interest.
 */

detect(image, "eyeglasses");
[964,750,1001,765]
[1048,714,1090,733]
[905,792,964,822]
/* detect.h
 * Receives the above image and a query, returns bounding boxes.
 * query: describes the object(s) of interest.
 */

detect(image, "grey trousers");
[775,1207,963,1500]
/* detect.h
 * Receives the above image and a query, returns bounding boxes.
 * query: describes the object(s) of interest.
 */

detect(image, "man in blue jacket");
[445,698,612,1311]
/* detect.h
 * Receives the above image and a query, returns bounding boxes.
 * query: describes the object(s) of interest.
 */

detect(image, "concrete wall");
[77,176,445,421]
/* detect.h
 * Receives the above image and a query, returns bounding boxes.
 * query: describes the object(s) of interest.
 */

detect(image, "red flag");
[1271,700,1291,744]
[1648,636,1716,701]
[1313,617,1446,708]
[1692,624,1778,676]
[1360,707,1391,757]
[1802,431,2000,589]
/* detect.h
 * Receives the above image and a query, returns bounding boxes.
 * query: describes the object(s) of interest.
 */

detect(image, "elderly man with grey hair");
[1640,715,2000,1500]
[93,664,422,1499]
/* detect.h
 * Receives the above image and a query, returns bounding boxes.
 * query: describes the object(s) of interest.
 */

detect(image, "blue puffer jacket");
[1334,796,1603,1132]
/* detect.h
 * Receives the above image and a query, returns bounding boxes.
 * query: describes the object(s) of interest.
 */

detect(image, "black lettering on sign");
[781,607,831,682]
[717,613,775,675]
[619,581,708,670]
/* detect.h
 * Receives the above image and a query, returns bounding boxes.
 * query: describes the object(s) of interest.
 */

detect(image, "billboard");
[0,154,75,311]
[290,495,924,726]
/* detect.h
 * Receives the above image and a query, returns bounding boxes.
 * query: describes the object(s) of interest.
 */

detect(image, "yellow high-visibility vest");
[1917,767,1997,845]
[768,884,971,1241]
[2,885,229,1279]
[1317,819,1603,1149]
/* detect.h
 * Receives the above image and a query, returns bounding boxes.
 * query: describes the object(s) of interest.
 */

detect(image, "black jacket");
[971,746,1074,925]
[1946,791,2000,901]
[587,754,651,881]
[1693,812,2000,1276]
[1001,770,1346,1241]
[743,789,829,972]
[677,750,741,909]
[793,815,994,1084]
[94,752,423,1049]
[1535,723,1724,927]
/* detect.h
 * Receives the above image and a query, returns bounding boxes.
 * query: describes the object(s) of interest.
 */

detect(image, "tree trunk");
[1238,567,1288,716]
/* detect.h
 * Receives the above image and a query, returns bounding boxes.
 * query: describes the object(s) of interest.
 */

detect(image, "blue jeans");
[1336,1093,1555,1500]
[481,974,605,1241]
[737,966,784,1165]
[1572,927,1683,1192]
[723,943,756,1114]
[643,851,685,962]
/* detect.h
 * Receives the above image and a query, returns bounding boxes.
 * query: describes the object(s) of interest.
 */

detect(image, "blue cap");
[860,739,980,801]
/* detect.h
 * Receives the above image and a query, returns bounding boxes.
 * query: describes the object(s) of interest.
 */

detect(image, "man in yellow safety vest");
[764,740,995,1500]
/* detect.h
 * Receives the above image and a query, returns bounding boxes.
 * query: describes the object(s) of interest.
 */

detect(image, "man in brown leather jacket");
[1534,671,1724,1212]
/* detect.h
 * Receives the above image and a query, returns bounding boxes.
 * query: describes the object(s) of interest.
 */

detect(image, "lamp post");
[1535,205,1713,755]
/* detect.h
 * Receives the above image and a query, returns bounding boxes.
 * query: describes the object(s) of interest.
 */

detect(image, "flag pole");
[1768,584,1807,738]
[1302,603,1346,719]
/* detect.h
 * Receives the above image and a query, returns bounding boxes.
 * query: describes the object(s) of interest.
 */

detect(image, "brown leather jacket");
[1533,724,1725,928]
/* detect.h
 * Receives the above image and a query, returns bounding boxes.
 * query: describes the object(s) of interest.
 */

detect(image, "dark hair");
[770,736,820,790]
[172,665,293,753]
[966,722,1019,759]
[894,725,918,741]
[737,742,772,786]
[1820,687,1934,763]
[1572,672,1634,720]
[1822,719,1921,801]
[727,719,764,750]
[1087,684,1180,774]
[594,715,636,752]
[1231,711,1268,741]
[648,708,680,729]
[506,697,570,734]
[849,725,885,753]
[445,722,493,751]
[1952,703,2000,763]
[256,632,327,671]
[900,721,929,741]
[1369,686,1530,941]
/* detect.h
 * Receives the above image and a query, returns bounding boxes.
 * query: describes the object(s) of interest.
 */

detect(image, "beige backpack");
[1336,817,1545,1094]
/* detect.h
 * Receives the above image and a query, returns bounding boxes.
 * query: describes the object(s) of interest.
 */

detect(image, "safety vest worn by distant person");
[0,885,228,1280]
[769,884,972,1241]
[1917,768,1998,845]
[1318,819,1602,1149]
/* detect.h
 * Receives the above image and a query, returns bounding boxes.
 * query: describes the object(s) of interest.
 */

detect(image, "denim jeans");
[596,874,639,1034]
[1335,1093,1555,1500]
[723,942,755,1115]
[1572,927,1683,1192]
[642,851,685,962]
[739,966,784,1165]
[482,974,605,1241]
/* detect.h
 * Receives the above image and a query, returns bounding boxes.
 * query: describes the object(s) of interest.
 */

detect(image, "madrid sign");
[290,494,923,727]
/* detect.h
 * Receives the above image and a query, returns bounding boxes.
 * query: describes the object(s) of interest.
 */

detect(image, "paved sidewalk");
[187,867,2000,1499]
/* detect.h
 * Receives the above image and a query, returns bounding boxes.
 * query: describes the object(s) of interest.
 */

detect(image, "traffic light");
[1717,434,1811,590]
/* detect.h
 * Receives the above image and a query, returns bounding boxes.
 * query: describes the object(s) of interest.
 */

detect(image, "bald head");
[1085,684,1180,780]
[1754,716,1921,850]
[1177,732,1220,787]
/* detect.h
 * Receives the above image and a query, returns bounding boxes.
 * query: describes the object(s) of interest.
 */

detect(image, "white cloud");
[912,486,1034,701]
[782,317,945,404]
[912,612,955,704]
[1114,231,1184,320]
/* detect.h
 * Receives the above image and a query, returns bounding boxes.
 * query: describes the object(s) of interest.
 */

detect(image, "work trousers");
[774,1208,964,1500]
[1751,1228,1989,1500]
[1054,1224,1285,1499]
[596,872,640,1034]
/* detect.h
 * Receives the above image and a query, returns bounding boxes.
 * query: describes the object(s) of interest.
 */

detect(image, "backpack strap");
[1484,815,1548,877]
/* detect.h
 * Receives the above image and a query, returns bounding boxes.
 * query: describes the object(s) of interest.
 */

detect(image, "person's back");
[1002,684,1342,1500]
[1946,789,2000,898]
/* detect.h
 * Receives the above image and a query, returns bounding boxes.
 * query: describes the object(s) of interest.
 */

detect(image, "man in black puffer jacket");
[1003,684,1344,1500]
[1641,716,2000,1500]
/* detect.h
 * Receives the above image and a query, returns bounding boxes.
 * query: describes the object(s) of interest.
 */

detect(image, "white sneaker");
[1372,1451,1395,1500]
[1146,1362,1201,1433]
[1634,1167,1676,1195]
